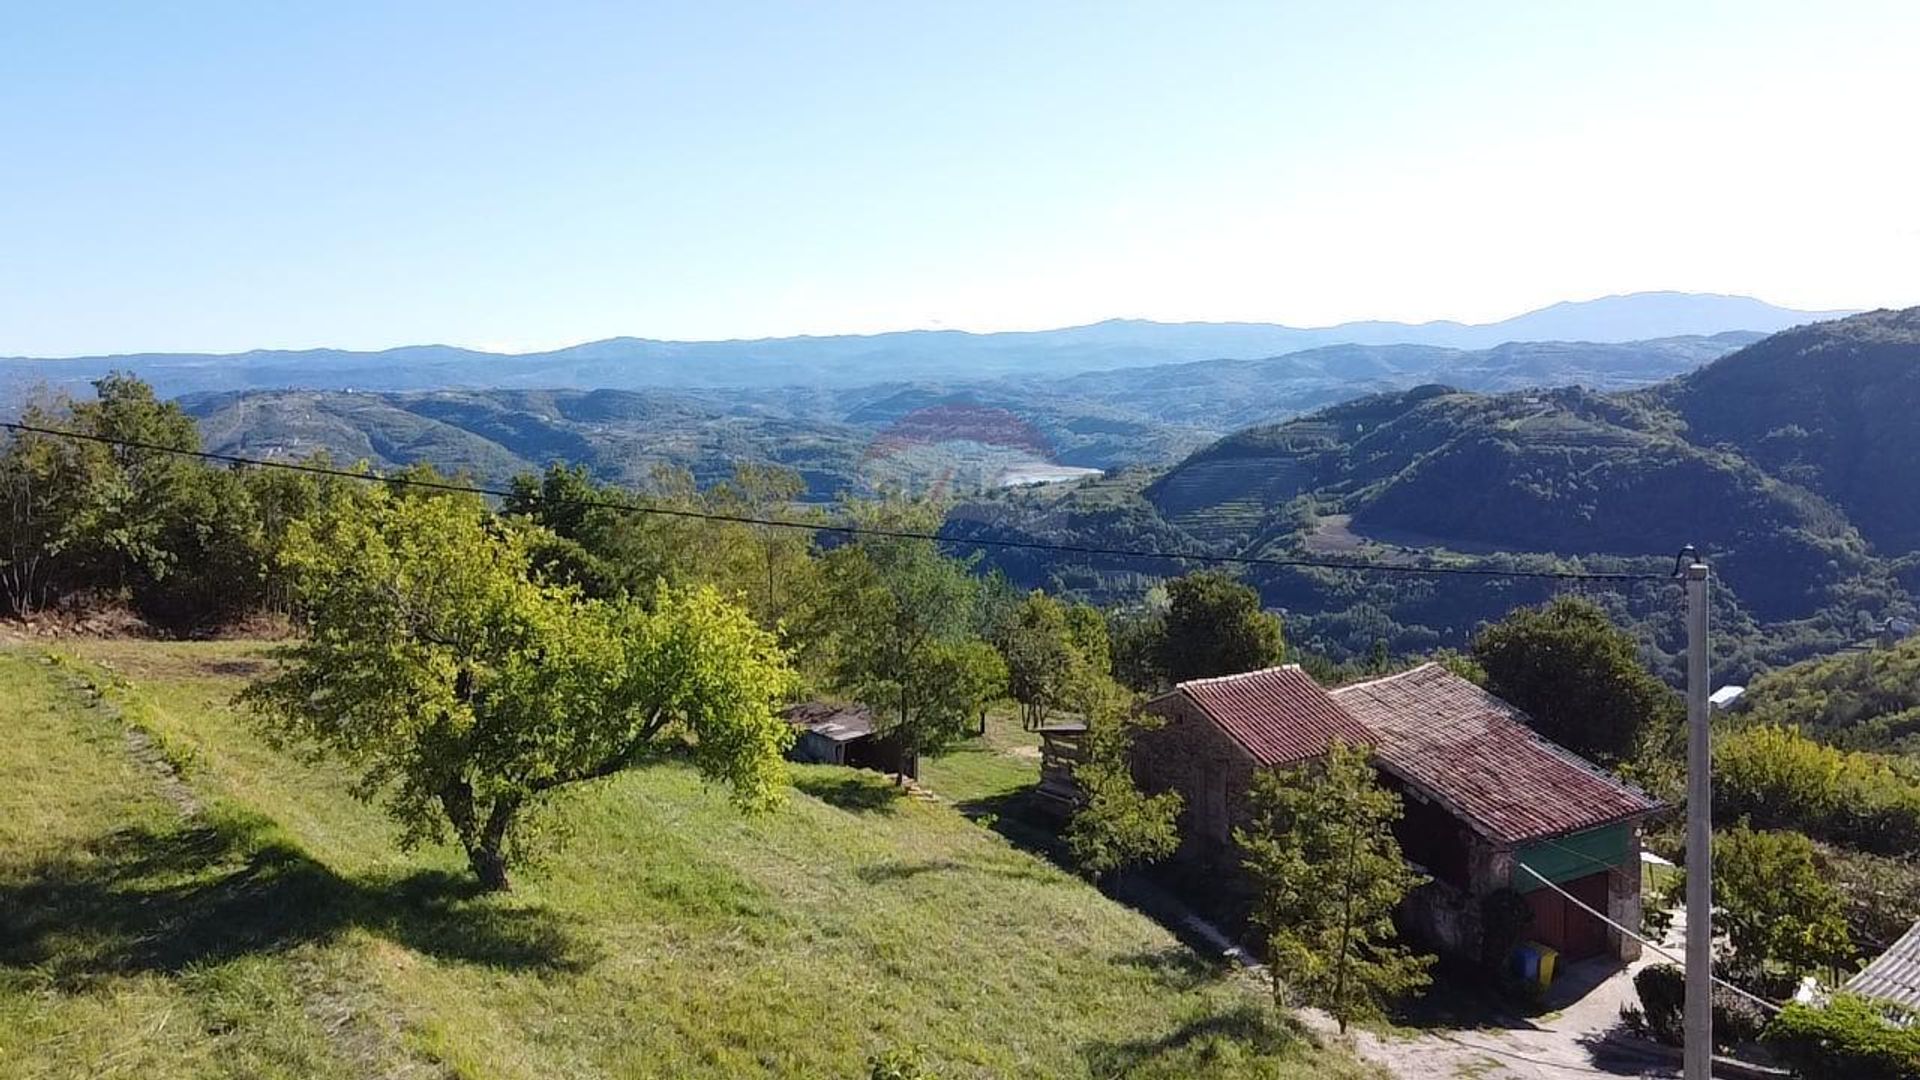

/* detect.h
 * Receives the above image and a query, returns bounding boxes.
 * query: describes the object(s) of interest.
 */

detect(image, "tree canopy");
[1155,570,1286,684]
[1237,740,1431,1031]
[242,484,797,890]
[1471,596,1677,763]
[1063,678,1182,880]
[803,500,1006,779]
[994,590,1111,730]
[1712,825,1853,983]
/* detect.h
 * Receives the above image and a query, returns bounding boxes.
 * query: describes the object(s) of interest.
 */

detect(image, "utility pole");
[1684,555,1713,1080]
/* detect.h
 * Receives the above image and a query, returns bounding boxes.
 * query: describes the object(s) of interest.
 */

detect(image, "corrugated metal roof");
[780,702,875,742]
[1847,920,1920,1011]
[1168,665,1374,767]
[1332,664,1664,846]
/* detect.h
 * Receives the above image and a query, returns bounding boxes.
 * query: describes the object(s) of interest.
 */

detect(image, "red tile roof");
[1332,664,1663,846]
[1165,665,1374,767]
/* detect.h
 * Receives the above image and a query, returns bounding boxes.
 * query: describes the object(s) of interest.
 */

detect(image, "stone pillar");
[1608,831,1645,961]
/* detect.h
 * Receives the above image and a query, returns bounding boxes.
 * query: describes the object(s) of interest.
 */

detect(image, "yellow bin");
[1531,943,1559,988]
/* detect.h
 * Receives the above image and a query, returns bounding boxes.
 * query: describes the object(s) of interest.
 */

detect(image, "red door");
[1525,871,1611,961]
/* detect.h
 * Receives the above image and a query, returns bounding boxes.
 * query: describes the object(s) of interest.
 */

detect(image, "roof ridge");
[1328,661,1442,695]
[1173,663,1304,690]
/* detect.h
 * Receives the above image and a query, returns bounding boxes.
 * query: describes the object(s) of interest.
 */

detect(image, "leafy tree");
[1715,725,1920,856]
[1063,601,1112,680]
[1471,596,1678,763]
[1108,606,1169,692]
[1064,678,1182,879]
[702,462,818,629]
[1712,825,1853,983]
[807,500,1005,781]
[0,374,283,629]
[242,486,796,890]
[1237,741,1431,1031]
[506,461,820,631]
[1429,647,1486,685]
[0,418,82,616]
[1156,570,1285,683]
[61,374,206,595]
[996,590,1103,730]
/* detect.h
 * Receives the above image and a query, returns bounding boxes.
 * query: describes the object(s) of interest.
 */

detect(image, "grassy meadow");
[0,639,1378,1080]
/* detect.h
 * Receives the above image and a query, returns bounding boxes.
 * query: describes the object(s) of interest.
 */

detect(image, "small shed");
[780,702,917,780]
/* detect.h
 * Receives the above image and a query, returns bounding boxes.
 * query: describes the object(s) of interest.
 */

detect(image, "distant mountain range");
[2,292,1852,399]
[175,331,1770,500]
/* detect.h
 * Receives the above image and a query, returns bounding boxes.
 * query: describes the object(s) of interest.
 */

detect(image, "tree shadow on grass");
[953,786,1072,863]
[1117,945,1236,992]
[0,811,593,986]
[855,857,1058,886]
[1081,1002,1317,1077]
[792,771,905,814]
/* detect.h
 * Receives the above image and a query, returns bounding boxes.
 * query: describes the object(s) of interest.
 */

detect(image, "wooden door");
[1523,871,1612,961]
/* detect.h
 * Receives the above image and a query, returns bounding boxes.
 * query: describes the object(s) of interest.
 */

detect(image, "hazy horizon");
[0,290,1863,362]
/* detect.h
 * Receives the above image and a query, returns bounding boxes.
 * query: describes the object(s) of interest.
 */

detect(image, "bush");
[1716,725,1920,856]
[1627,964,1768,1049]
[1763,995,1920,1080]
[1479,888,1534,973]
[1634,965,1685,1043]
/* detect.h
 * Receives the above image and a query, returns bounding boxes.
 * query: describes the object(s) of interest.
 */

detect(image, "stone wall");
[1134,692,1263,873]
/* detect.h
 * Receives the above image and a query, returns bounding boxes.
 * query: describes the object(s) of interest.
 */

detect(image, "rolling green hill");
[1738,634,1920,753]
[0,639,1376,1079]
[168,333,1760,503]
[183,386,1196,500]
[1655,307,1920,553]
[957,310,1920,676]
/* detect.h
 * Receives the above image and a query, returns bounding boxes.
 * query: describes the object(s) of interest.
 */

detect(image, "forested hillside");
[163,334,1759,501]
[1739,635,1920,753]
[183,386,1198,499]
[1655,307,1920,552]
[958,309,1920,678]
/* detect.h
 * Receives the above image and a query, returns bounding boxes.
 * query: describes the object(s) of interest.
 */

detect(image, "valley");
[5,298,1912,681]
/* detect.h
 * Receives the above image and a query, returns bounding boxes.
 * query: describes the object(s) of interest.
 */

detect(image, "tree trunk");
[897,695,911,786]
[468,841,512,891]
[467,795,519,892]
[1332,813,1359,1033]
[439,777,516,892]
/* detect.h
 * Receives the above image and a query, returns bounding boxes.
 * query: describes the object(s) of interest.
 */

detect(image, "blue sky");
[3,1,1916,356]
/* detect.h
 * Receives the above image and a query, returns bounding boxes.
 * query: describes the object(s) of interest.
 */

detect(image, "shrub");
[1716,725,1920,856]
[1628,963,1768,1048]
[1763,995,1920,1080]
[1479,888,1534,977]
[1633,965,1686,1043]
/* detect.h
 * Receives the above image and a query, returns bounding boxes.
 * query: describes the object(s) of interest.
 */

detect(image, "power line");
[0,421,1674,584]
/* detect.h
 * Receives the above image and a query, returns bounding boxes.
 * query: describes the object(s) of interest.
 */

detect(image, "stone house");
[1134,663,1664,967]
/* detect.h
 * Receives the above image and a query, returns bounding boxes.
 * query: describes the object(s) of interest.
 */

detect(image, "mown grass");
[1,640,1380,1079]
[920,709,1043,807]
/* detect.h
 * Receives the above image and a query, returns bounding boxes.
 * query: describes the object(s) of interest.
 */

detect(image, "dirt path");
[1326,947,1680,1080]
